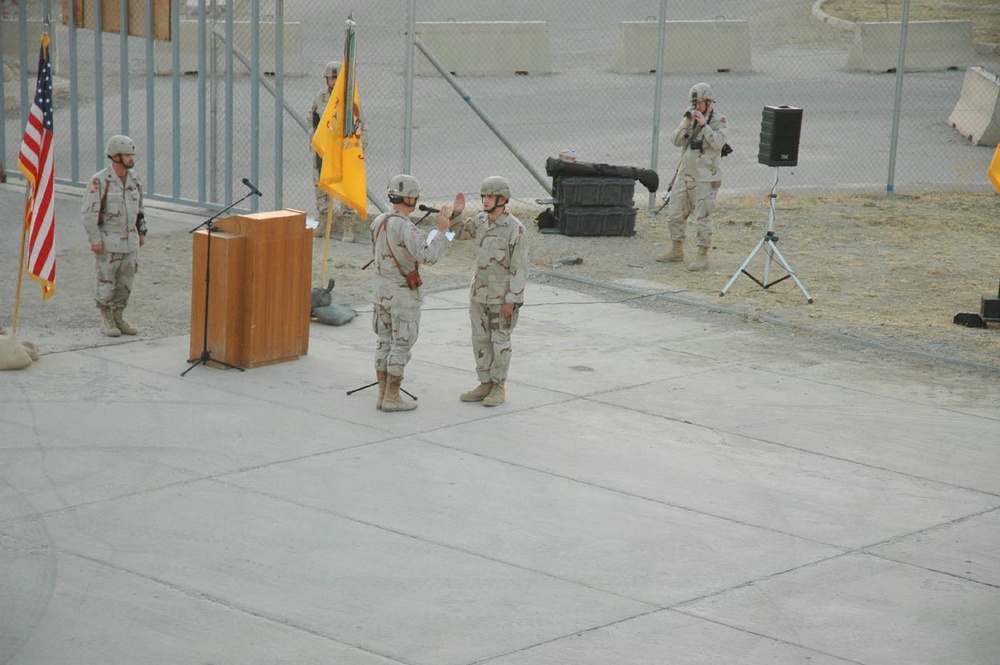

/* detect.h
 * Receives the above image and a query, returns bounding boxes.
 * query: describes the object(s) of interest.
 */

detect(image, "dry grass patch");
[821,0,1000,44]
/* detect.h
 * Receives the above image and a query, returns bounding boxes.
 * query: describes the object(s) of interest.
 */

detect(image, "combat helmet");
[689,82,714,103]
[324,60,342,78]
[387,174,420,202]
[480,175,511,199]
[105,134,136,158]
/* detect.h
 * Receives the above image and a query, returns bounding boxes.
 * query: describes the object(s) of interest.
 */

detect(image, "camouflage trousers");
[666,179,720,248]
[469,301,519,383]
[372,303,421,378]
[94,250,138,309]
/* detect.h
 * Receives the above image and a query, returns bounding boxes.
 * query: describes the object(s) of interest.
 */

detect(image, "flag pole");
[12,195,31,334]
[318,15,355,290]
[320,206,334,287]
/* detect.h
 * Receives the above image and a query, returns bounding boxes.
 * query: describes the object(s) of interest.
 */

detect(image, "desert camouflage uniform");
[667,108,728,248]
[451,210,529,384]
[369,211,450,378]
[81,168,144,309]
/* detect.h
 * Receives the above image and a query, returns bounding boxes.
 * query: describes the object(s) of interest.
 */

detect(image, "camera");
[136,212,148,236]
[684,107,696,118]
[689,138,704,151]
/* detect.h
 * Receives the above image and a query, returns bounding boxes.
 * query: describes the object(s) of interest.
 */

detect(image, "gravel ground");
[5,190,999,371]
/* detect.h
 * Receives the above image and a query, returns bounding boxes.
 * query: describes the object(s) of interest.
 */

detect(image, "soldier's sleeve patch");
[411,228,423,240]
[89,179,101,193]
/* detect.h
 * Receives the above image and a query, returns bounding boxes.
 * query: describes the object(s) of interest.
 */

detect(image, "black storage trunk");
[558,206,637,237]
[554,176,636,208]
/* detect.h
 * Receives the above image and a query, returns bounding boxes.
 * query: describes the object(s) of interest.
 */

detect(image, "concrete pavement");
[2,249,999,664]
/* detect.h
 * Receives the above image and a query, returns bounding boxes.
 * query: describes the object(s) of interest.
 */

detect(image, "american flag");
[17,33,56,300]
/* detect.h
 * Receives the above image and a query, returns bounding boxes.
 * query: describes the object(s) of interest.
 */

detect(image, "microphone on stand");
[242,178,263,197]
[417,204,441,213]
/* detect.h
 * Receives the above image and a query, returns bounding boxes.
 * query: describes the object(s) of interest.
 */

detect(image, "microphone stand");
[181,185,260,376]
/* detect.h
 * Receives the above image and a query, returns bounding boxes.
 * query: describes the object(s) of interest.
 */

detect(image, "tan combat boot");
[482,380,506,407]
[112,307,138,335]
[687,246,709,272]
[99,308,121,337]
[460,381,493,402]
[656,240,684,263]
[376,370,388,411]
[381,374,417,412]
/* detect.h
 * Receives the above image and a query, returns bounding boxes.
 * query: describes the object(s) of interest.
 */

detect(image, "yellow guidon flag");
[310,20,366,218]
[990,142,1000,195]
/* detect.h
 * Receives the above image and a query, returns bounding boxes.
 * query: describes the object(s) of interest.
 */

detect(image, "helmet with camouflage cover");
[105,134,136,158]
[689,82,714,103]
[324,60,342,78]
[480,176,511,199]
[387,174,420,201]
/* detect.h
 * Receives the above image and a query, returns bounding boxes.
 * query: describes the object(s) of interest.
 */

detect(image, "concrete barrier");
[612,20,751,74]
[152,20,304,76]
[415,22,552,76]
[1,19,58,75]
[948,66,1000,146]
[845,20,975,72]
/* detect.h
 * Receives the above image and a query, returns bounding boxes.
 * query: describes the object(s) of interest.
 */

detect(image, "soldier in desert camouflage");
[449,176,529,407]
[81,134,147,337]
[369,174,454,412]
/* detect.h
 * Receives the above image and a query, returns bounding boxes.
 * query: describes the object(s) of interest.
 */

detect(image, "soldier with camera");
[657,82,729,271]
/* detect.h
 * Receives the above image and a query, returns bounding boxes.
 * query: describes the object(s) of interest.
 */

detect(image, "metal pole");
[209,0,218,202]
[95,0,104,172]
[197,0,207,202]
[145,0,155,192]
[886,0,911,199]
[403,0,417,174]
[171,0,181,198]
[250,0,260,210]
[119,0,129,134]
[415,38,551,195]
[69,0,81,181]
[274,0,284,208]
[649,0,668,211]
[224,6,234,206]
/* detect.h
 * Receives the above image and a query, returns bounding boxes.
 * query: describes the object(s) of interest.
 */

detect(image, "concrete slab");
[2,281,998,665]
[679,553,1000,665]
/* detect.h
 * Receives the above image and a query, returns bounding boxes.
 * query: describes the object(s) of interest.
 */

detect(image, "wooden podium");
[189,209,312,369]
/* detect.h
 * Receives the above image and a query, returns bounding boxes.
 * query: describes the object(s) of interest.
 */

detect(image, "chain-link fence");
[2,0,998,218]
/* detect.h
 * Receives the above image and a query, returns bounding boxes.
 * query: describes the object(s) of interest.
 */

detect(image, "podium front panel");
[189,231,247,366]
[214,209,312,368]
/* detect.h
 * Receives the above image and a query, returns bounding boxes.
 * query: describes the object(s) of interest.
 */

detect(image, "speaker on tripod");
[758,105,803,168]
[721,105,813,303]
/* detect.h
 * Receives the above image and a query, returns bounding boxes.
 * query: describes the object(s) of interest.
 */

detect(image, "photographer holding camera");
[656,82,729,271]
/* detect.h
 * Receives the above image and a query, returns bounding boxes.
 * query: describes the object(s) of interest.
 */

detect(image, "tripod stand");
[346,380,417,400]
[720,167,813,303]
[181,181,262,376]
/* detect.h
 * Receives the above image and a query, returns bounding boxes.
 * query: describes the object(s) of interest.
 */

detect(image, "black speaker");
[758,105,803,167]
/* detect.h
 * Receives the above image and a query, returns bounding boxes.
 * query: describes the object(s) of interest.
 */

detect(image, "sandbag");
[0,329,35,370]
[313,302,357,326]
[311,278,335,312]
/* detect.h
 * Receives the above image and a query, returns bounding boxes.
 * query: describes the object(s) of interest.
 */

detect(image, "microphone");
[418,204,440,213]
[242,178,263,197]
